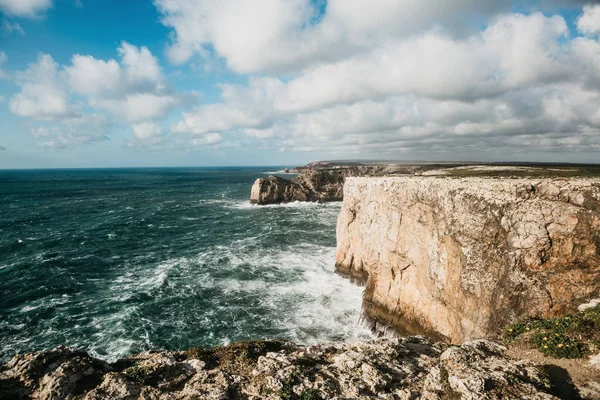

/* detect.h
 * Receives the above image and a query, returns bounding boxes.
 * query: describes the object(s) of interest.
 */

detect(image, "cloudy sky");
[1,0,600,168]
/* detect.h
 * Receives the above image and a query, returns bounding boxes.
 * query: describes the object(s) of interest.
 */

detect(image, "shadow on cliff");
[543,364,582,399]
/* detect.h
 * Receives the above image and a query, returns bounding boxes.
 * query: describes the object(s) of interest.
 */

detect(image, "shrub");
[503,304,600,359]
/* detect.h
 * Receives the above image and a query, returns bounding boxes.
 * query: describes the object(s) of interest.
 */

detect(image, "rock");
[250,164,415,205]
[0,338,563,399]
[578,298,600,311]
[336,177,600,343]
[250,175,309,204]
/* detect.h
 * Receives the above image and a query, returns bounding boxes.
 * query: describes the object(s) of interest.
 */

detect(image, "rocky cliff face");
[336,177,600,343]
[0,338,564,399]
[250,165,429,205]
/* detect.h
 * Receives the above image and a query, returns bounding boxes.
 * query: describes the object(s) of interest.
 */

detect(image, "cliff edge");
[336,176,600,343]
[249,164,437,205]
[0,338,568,399]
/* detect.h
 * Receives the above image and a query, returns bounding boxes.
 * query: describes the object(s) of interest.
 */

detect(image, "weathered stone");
[336,177,600,343]
[249,164,421,205]
[0,339,562,399]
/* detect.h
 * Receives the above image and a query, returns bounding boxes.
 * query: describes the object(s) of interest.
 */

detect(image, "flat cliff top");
[300,162,600,178]
[345,175,600,206]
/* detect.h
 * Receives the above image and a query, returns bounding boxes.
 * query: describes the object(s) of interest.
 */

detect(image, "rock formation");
[0,338,565,399]
[336,177,600,343]
[250,164,431,205]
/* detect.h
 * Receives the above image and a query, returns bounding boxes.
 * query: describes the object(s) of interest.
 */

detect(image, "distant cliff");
[336,176,600,343]
[250,164,432,205]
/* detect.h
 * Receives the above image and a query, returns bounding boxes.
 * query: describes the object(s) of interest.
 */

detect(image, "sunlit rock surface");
[336,177,600,343]
[0,338,560,399]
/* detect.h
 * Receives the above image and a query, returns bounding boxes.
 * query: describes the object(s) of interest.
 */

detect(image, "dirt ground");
[505,342,600,399]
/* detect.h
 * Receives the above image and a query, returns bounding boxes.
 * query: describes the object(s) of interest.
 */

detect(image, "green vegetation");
[185,340,285,372]
[122,364,157,385]
[503,304,600,358]
[298,388,322,400]
[276,368,322,400]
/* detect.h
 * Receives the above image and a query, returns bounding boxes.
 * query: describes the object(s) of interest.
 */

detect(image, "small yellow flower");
[555,333,559,337]
[508,329,513,332]
[543,345,548,349]
[543,337,548,341]
[526,327,530,331]
[557,344,563,348]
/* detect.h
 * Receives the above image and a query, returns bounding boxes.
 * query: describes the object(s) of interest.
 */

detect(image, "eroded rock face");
[0,338,560,399]
[248,167,371,204]
[250,176,308,204]
[336,177,600,343]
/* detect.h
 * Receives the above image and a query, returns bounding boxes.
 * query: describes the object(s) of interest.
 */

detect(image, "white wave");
[231,200,342,210]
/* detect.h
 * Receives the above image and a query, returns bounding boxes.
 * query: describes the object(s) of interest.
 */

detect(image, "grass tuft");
[503,304,600,359]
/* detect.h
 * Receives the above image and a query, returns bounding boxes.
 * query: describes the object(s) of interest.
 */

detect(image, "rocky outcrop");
[336,177,600,343]
[0,338,564,399]
[250,164,430,205]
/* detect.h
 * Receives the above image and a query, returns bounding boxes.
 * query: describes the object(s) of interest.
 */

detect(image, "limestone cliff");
[336,177,600,343]
[0,339,565,399]
[250,164,433,205]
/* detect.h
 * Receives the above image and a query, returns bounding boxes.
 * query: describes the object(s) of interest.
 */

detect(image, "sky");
[1,0,600,168]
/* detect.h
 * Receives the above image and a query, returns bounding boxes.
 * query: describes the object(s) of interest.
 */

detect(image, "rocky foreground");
[0,337,585,400]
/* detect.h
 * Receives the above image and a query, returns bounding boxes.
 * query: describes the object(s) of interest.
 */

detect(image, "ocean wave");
[230,200,342,210]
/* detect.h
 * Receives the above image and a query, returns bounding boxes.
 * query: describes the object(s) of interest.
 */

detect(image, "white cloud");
[7,43,192,148]
[63,42,187,122]
[577,4,600,36]
[2,19,24,34]
[0,51,8,79]
[29,114,110,149]
[94,93,181,122]
[64,55,121,96]
[154,0,520,74]
[167,10,600,159]
[118,42,163,88]
[9,53,75,120]
[0,0,52,18]
[173,13,578,135]
[190,133,222,146]
[132,122,163,140]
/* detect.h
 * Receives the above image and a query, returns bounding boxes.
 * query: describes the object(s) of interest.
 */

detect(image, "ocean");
[0,168,372,362]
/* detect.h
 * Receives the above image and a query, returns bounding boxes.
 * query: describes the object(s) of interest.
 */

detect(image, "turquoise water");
[0,168,371,361]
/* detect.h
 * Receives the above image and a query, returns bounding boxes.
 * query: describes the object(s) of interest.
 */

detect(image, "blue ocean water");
[0,168,371,361]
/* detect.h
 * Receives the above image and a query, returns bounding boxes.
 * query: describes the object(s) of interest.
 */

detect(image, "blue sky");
[1,0,600,168]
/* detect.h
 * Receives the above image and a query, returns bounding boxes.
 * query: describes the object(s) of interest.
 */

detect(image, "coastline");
[3,163,600,398]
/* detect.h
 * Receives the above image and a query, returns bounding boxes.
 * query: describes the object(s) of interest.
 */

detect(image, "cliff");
[250,164,432,205]
[0,338,567,399]
[336,177,600,343]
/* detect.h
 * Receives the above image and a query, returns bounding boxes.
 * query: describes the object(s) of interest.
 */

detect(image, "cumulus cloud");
[0,0,52,18]
[577,4,600,36]
[154,0,589,74]
[64,41,187,122]
[7,43,193,147]
[9,53,76,120]
[132,122,163,140]
[166,9,600,159]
